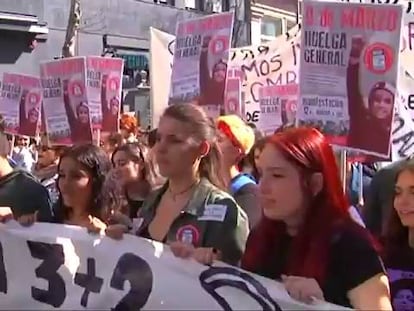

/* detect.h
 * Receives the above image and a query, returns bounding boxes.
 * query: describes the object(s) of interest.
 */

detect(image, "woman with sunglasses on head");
[176,127,391,309]
[33,136,66,204]
[106,103,249,266]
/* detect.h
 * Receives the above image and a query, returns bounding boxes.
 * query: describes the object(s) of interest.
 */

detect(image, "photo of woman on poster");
[101,74,120,132]
[346,36,395,156]
[19,90,41,137]
[63,79,92,143]
[198,35,227,110]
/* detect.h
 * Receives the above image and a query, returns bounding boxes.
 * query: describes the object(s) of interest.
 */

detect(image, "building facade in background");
[250,0,301,44]
[0,0,251,128]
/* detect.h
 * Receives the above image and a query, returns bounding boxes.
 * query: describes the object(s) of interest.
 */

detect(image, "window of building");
[287,19,296,31]
[261,16,283,37]
[185,0,196,9]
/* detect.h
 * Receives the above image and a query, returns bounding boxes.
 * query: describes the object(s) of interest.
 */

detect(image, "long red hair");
[241,127,372,286]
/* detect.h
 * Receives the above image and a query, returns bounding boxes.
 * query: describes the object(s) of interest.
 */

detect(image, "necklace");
[168,180,198,202]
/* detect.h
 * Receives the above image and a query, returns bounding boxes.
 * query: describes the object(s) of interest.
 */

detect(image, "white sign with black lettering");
[0,222,350,310]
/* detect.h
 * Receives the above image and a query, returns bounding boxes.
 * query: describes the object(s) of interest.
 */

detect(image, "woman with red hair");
[119,114,138,143]
[174,127,392,309]
[242,127,391,309]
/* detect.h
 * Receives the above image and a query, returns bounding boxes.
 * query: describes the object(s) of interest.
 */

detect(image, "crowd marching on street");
[0,0,413,310]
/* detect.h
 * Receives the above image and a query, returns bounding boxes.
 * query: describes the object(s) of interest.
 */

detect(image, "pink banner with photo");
[86,57,123,132]
[40,57,91,145]
[297,1,403,158]
[170,12,234,118]
[16,74,42,137]
[0,73,23,135]
[258,84,298,135]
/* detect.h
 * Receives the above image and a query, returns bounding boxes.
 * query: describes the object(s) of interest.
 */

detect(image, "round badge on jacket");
[176,224,200,245]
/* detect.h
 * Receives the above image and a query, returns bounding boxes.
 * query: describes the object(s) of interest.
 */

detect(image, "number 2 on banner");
[110,253,153,311]
[0,242,7,294]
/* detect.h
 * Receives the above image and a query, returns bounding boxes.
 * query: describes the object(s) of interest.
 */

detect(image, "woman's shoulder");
[330,220,378,251]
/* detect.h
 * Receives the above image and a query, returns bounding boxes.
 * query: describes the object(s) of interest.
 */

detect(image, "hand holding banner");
[0,221,351,310]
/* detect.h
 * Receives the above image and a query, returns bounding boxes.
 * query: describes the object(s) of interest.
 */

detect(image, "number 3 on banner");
[0,242,7,294]
[27,241,66,308]
[110,253,153,311]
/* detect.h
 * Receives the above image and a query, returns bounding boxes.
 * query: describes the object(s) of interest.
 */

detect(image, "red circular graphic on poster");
[108,76,120,92]
[363,42,393,74]
[210,37,227,55]
[27,92,41,106]
[69,80,84,97]
[176,224,200,245]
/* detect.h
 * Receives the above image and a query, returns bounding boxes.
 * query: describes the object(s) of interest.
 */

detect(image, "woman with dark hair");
[51,144,111,230]
[109,142,163,219]
[63,79,92,143]
[19,89,41,137]
[239,138,266,183]
[384,160,414,311]
[346,37,394,156]
[107,103,249,265]
[198,35,227,109]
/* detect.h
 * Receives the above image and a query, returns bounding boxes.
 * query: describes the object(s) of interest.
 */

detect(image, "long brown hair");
[384,160,413,261]
[162,104,226,189]
[111,142,163,196]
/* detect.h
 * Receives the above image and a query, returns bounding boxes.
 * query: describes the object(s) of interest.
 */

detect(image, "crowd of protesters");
[0,105,412,311]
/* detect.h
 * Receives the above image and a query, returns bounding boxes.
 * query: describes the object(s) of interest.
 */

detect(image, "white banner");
[149,27,175,128]
[0,222,350,310]
[227,32,299,125]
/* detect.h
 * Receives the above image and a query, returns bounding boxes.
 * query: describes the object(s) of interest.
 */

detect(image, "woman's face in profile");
[213,62,227,83]
[153,115,200,178]
[394,169,414,227]
[258,144,306,222]
[370,89,393,120]
[77,105,89,124]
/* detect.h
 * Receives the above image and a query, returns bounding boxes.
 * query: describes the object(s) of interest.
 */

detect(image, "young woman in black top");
[180,127,392,309]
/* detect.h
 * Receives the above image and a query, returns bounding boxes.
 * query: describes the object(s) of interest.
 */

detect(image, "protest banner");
[0,221,350,310]
[297,1,403,158]
[400,71,414,120]
[366,0,414,76]
[258,84,298,135]
[86,57,123,132]
[0,73,23,135]
[40,57,91,145]
[227,29,300,124]
[169,12,234,118]
[16,74,42,137]
[390,86,414,161]
[149,27,175,128]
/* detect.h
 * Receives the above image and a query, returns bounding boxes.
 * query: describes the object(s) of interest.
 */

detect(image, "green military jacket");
[136,178,250,266]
